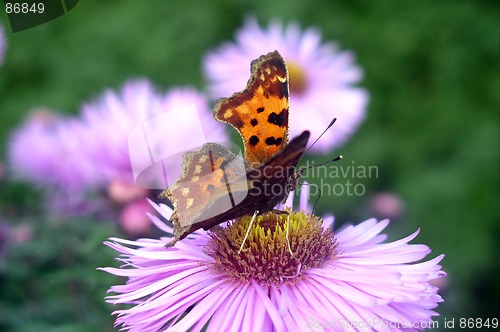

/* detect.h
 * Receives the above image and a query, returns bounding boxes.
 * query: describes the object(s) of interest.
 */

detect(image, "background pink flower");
[8,80,228,216]
[8,110,95,192]
[204,17,369,152]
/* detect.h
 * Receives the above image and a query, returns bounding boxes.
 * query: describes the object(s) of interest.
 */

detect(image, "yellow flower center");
[206,210,337,286]
[287,61,308,95]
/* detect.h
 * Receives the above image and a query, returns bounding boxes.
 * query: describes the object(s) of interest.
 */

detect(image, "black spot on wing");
[265,136,283,146]
[268,111,285,127]
[249,135,260,146]
[250,118,258,126]
[257,107,265,113]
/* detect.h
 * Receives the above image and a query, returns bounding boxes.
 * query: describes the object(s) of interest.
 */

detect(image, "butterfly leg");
[284,212,294,257]
[238,210,259,254]
[281,263,302,281]
[269,210,294,257]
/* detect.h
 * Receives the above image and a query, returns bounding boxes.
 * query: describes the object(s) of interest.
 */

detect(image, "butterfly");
[159,51,310,247]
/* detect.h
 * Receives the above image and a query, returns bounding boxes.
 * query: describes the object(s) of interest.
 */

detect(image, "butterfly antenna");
[307,118,337,152]
[298,182,322,216]
[300,155,343,172]
[297,154,343,216]
[311,186,322,216]
[238,210,259,254]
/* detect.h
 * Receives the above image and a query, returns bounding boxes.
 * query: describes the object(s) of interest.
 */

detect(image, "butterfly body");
[161,51,309,246]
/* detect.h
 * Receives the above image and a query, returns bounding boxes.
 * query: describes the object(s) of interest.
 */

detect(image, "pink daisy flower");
[8,80,228,217]
[100,187,445,331]
[204,17,369,152]
[8,110,96,193]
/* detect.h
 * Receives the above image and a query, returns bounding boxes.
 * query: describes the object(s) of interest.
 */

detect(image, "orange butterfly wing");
[160,51,311,247]
[214,51,289,167]
[159,143,251,243]
[160,132,310,246]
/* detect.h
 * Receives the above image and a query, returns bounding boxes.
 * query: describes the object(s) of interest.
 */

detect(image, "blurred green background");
[0,0,498,331]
